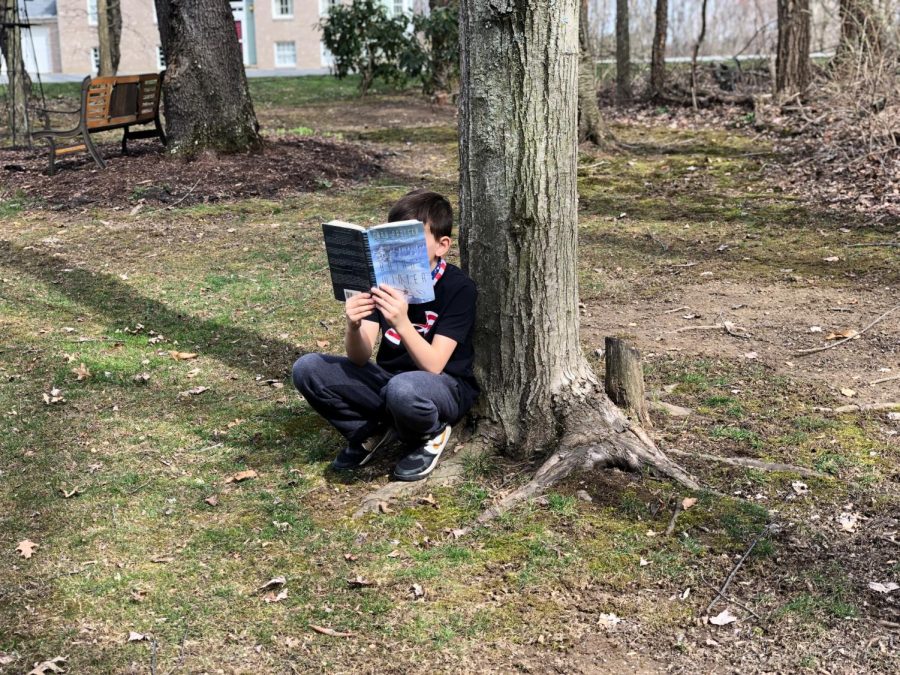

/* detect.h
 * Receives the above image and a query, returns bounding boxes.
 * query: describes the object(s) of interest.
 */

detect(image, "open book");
[322,219,434,304]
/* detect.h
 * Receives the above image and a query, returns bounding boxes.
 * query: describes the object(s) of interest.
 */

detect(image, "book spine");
[363,233,377,289]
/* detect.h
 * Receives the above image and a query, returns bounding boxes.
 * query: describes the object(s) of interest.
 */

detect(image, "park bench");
[33,72,166,175]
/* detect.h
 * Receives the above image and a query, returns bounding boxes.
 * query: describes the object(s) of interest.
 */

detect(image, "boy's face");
[424,224,451,267]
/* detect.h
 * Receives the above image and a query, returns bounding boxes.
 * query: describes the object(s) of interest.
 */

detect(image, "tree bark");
[108,0,122,73]
[775,0,811,97]
[615,0,631,103]
[97,0,114,75]
[154,0,261,155]
[649,0,668,99]
[578,0,605,145]
[604,337,651,428]
[0,0,31,146]
[690,0,708,109]
[837,0,883,64]
[457,0,696,516]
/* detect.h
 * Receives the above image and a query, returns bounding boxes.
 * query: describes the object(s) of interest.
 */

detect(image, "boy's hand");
[345,292,376,330]
[371,284,410,329]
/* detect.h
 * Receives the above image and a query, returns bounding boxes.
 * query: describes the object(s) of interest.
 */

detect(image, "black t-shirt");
[365,262,479,413]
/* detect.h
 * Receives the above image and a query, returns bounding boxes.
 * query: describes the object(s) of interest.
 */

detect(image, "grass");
[1,74,897,672]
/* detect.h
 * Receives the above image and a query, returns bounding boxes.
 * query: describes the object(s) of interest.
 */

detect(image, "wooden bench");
[33,72,166,175]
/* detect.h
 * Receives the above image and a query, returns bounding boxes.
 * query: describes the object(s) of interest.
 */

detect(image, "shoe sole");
[357,428,397,468]
[392,425,451,482]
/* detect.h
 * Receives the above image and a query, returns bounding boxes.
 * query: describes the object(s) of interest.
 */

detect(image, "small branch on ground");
[699,572,764,623]
[829,402,900,414]
[667,448,827,478]
[705,523,774,615]
[665,500,683,536]
[844,241,899,248]
[870,374,900,386]
[795,304,899,356]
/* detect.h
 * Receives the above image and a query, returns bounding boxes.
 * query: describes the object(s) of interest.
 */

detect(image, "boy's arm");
[344,293,380,366]
[371,285,457,374]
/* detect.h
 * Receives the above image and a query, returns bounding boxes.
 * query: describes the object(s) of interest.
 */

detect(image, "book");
[322,219,435,304]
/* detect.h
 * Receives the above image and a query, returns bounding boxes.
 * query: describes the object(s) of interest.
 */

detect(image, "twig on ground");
[668,262,698,268]
[705,523,773,615]
[671,322,749,338]
[125,480,153,496]
[870,374,900,386]
[699,573,764,623]
[150,636,159,675]
[665,501,683,536]
[163,624,188,675]
[844,241,899,248]
[667,448,827,478]
[673,323,726,333]
[663,306,691,314]
[795,304,899,356]
[166,178,202,210]
[830,402,900,414]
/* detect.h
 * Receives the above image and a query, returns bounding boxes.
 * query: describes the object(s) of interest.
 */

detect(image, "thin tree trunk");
[154,0,261,155]
[97,0,114,75]
[1,0,31,146]
[837,0,883,64]
[578,0,605,144]
[649,0,668,99]
[615,0,631,103]
[775,0,811,97]
[690,0,708,109]
[108,0,122,73]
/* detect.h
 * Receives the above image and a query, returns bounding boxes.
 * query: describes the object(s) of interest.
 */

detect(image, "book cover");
[321,219,434,304]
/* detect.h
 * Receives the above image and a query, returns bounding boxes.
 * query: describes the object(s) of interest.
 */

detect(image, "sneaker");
[392,425,452,482]
[330,427,397,471]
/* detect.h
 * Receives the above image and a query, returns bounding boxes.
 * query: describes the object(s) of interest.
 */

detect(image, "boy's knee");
[292,353,324,391]
[383,373,423,411]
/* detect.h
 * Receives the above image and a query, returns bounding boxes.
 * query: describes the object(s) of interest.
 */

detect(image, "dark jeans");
[292,353,461,446]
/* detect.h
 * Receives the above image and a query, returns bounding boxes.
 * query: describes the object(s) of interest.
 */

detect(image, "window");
[392,0,404,16]
[319,0,339,15]
[274,41,296,68]
[272,0,293,18]
[157,46,166,71]
[87,0,98,26]
[90,47,100,74]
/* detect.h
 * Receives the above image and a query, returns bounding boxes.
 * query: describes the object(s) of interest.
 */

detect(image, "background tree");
[578,0,605,144]
[154,0,260,155]
[96,0,123,75]
[837,0,884,63]
[458,0,695,519]
[615,0,632,102]
[776,0,811,97]
[0,0,30,146]
[649,0,668,99]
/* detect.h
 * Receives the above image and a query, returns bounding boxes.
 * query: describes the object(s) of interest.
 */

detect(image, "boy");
[292,190,478,481]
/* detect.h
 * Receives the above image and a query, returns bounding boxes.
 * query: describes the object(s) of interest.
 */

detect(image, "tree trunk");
[775,0,811,97]
[615,0,631,102]
[837,0,883,64]
[0,0,31,146]
[97,0,114,75]
[690,0,708,109]
[605,337,651,428]
[649,0,668,99]
[154,0,261,155]
[578,0,605,145]
[108,0,122,73]
[457,0,696,517]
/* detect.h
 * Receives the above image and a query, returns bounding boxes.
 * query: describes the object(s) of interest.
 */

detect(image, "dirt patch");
[0,135,381,209]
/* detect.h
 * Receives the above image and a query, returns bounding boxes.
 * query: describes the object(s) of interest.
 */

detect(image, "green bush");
[406,5,459,95]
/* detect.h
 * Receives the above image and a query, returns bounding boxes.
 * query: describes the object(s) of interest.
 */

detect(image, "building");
[3,0,420,77]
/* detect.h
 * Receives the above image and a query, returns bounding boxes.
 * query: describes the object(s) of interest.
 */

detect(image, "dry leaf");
[178,386,208,397]
[411,583,425,599]
[186,368,201,379]
[838,511,860,532]
[377,501,393,514]
[309,625,353,638]
[256,576,286,593]
[681,497,698,510]
[150,555,174,564]
[386,550,401,558]
[825,328,858,341]
[130,589,147,603]
[127,631,147,642]
[16,539,38,559]
[60,486,81,499]
[823,256,840,262]
[791,481,809,495]
[225,469,258,484]
[448,527,469,539]
[315,340,330,349]
[840,388,856,398]
[264,589,288,603]
[597,613,621,628]
[72,363,91,381]
[346,575,375,588]
[42,388,65,405]
[417,494,439,508]
[0,653,15,666]
[639,557,650,567]
[170,351,198,361]
[743,351,758,360]
[709,609,738,626]
[680,587,691,600]
[26,656,67,674]
[204,495,219,507]
[868,581,899,594]
[343,553,358,562]
[132,372,150,384]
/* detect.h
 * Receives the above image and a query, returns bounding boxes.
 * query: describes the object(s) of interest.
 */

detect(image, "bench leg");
[83,131,106,170]
[47,138,57,176]
[122,126,130,156]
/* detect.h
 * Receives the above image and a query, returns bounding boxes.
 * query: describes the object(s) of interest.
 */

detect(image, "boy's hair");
[388,189,453,239]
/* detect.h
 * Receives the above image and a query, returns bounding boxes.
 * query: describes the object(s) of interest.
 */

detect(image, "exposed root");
[667,448,828,478]
[477,395,699,524]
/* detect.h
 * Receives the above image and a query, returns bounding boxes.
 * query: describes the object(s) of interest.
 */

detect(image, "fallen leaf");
[256,576,286,593]
[60,486,81,499]
[840,388,856,398]
[809,326,823,333]
[646,529,658,537]
[0,653,15,666]
[417,494,439,508]
[346,575,375,588]
[309,624,353,638]
[823,256,840,262]
[264,589,288,603]
[681,497,698,510]
[16,539,38,559]
[71,363,91,381]
[127,631,146,642]
[868,581,899,594]
[132,372,150,384]
[448,527,469,539]
[639,557,650,566]
[377,501,393,514]
[150,555,174,564]
[186,368,201,379]
[680,587,691,600]
[26,656,67,674]
[411,583,425,599]
[838,511,860,532]
[170,351,198,361]
[130,589,147,603]
[204,495,219,507]
[825,328,858,341]
[743,351,758,360]
[597,613,621,628]
[709,609,738,626]
[791,481,809,496]
[315,340,330,349]
[42,388,65,405]
[178,386,208,397]
[386,550,400,558]
[225,469,258,484]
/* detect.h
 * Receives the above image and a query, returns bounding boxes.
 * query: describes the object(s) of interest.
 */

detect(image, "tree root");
[666,448,828,478]
[477,395,699,524]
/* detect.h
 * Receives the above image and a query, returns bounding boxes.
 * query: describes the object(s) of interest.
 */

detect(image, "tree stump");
[604,337,651,428]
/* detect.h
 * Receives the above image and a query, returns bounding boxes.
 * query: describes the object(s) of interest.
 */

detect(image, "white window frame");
[319,0,339,15]
[156,46,166,71]
[87,0,98,26]
[274,41,297,68]
[272,0,294,19]
[90,47,100,74]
